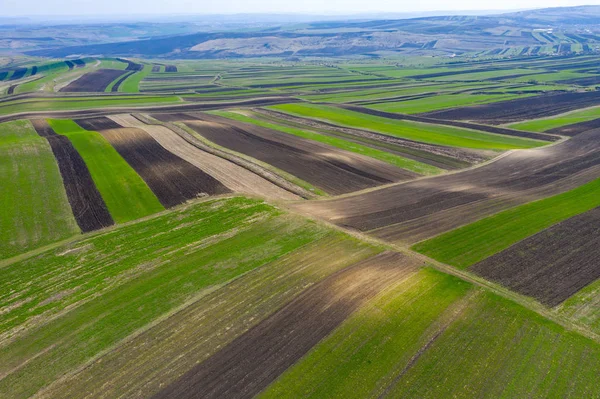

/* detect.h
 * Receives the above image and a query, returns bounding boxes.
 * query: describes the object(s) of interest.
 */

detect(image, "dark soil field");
[152,252,418,399]
[547,118,600,136]
[76,117,231,207]
[151,65,160,72]
[65,60,74,70]
[471,207,600,306]
[31,119,114,232]
[340,104,560,142]
[293,127,600,243]
[423,91,600,124]
[60,69,129,92]
[558,76,600,86]
[154,112,416,195]
[117,58,144,71]
[165,65,178,72]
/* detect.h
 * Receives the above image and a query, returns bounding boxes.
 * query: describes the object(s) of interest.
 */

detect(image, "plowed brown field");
[60,69,129,93]
[108,114,299,200]
[154,112,416,195]
[292,128,600,244]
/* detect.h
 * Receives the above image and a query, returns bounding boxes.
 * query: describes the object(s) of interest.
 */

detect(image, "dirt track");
[472,207,600,306]
[60,69,129,93]
[292,128,600,244]
[31,119,114,232]
[108,114,299,201]
[154,112,417,195]
[152,252,418,399]
[77,117,231,207]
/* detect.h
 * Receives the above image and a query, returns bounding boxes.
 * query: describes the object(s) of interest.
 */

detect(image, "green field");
[212,110,443,175]
[120,64,152,93]
[271,103,545,150]
[413,177,600,268]
[262,269,600,398]
[368,92,532,114]
[0,196,333,398]
[47,119,164,223]
[0,120,78,260]
[0,95,181,116]
[509,106,600,132]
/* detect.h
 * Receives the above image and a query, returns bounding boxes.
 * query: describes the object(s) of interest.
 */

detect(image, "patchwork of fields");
[3,52,600,398]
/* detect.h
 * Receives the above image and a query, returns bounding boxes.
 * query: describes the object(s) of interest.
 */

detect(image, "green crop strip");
[0,120,78,260]
[271,103,545,150]
[212,110,443,176]
[509,106,600,132]
[413,177,600,269]
[47,119,164,223]
[120,64,152,93]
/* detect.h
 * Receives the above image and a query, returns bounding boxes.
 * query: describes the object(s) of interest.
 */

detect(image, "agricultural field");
[3,42,600,399]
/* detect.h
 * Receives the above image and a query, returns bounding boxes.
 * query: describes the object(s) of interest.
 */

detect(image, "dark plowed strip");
[95,124,231,207]
[471,207,600,307]
[74,117,123,131]
[165,65,177,72]
[60,69,129,93]
[30,66,38,76]
[165,113,413,195]
[152,252,418,399]
[0,72,7,81]
[338,104,560,142]
[30,119,114,232]
[110,71,135,92]
[339,191,488,231]
[72,59,86,67]
[65,61,74,70]
[422,91,600,125]
[547,117,600,136]
[7,84,17,95]
[151,65,160,72]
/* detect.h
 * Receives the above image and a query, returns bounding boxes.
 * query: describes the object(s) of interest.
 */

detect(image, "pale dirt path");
[108,114,299,201]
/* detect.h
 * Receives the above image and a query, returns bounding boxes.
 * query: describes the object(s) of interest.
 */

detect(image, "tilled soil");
[60,69,129,93]
[83,118,231,207]
[152,251,419,399]
[108,114,299,201]
[292,128,600,243]
[471,207,600,307]
[422,91,600,124]
[156,112,416,195]
[30,119,114,232]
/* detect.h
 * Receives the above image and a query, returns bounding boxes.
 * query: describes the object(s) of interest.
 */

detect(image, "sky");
[3,0,599,16]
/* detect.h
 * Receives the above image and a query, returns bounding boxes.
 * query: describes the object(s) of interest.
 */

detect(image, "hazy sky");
[4,0,599,16]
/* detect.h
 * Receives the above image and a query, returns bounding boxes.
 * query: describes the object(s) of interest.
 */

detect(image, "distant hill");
[25,5,600,59]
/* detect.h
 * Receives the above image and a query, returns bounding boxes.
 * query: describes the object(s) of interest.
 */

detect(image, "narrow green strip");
[47,119,164,223]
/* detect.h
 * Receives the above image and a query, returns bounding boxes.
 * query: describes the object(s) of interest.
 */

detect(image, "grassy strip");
[211,110,442,176]
[120,64,152,93]
[385,291,600,398]
[508,106,600,132]
[47,119,164,223]
[0,120,78,260]
[261,268,472,398]
[369,92,533,114]
[413,177,600,269]
[271,103,544,150]
[0,95,181,116]
[0,197,329,399]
